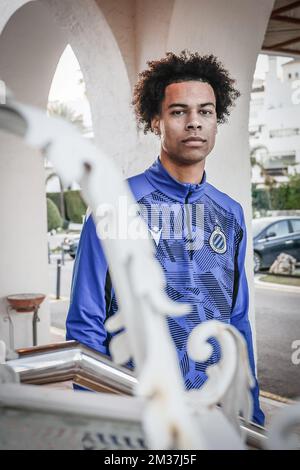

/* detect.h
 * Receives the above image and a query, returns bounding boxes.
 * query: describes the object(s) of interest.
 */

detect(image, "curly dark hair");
[132,50,240,133]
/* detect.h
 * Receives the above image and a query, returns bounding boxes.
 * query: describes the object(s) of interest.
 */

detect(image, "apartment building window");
[270,128,300,138]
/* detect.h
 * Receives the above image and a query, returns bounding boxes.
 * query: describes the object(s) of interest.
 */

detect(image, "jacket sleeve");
[230,205,265,426]
[66,212,110,356]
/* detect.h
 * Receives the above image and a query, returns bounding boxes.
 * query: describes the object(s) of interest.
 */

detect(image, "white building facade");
[250,56,300,187]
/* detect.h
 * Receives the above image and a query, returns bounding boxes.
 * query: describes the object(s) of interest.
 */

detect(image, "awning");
[262,0,300,57]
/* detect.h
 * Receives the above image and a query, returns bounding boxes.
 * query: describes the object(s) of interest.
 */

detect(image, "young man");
[66,51,265,425]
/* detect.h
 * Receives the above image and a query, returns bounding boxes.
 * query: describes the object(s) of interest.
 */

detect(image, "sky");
[48,45,84,102]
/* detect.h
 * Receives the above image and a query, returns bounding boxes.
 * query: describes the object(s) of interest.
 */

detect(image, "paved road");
[255,283,300,399]
[48,258,300,398]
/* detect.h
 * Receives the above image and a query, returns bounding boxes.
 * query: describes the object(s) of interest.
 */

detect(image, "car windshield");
[252,218,273,238]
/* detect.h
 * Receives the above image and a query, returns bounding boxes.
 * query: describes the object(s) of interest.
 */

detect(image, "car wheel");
[253,252,261,273]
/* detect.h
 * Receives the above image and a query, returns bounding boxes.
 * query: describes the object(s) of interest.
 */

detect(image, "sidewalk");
[254,273,300,293]
[49,296,70,331]
[48,254,73,331]
[259,394,300,445]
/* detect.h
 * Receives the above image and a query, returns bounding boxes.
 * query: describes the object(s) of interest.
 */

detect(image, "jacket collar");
[145,157,207,203]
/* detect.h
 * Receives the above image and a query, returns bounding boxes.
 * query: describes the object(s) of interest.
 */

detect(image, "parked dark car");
[252,216,300,272]
[64,218,300,268]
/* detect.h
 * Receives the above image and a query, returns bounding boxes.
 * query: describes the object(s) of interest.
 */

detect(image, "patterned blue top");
[66,157,265,425]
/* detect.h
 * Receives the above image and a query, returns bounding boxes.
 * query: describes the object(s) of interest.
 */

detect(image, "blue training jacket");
[66,157,265,426]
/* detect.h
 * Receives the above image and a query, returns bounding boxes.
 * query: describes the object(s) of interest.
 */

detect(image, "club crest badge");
[209,225,227,254]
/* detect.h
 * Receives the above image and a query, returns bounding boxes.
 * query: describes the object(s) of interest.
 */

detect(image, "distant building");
[249,57,300,188]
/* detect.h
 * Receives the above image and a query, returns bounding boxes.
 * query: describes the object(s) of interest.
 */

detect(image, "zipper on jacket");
[184,191,194,260]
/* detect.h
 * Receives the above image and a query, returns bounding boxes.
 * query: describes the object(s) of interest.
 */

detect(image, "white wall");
[95,0,137,90]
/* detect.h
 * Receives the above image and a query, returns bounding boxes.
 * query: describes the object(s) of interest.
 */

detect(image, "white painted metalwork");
[0,100,299,450]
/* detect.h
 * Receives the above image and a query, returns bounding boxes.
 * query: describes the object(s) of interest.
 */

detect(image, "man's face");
[152,81,217,165]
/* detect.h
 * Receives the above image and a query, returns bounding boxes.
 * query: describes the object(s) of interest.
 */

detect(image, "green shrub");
[64,190,87,223]
[47,190,87,223]
[252,175,300,212]
[270,185,289,210]
[47,192,61,212]
[284,174,300,209]
[252,185,271,211]
[47,197,63,231]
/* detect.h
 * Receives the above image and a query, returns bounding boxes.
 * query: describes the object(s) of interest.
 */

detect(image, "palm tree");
[47,102,86,134]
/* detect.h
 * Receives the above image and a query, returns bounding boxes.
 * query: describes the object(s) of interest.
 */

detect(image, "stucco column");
[0,132,51,348]
[0,0,67,348]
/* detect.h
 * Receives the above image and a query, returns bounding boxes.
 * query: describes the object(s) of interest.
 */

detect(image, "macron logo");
[149,226,163,246]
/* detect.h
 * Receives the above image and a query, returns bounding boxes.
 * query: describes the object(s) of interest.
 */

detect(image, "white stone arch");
[0,1,68,106]
[44,0,137,173]
[0,0,33,35]
[1,0,137,171]
[0,0,137,349]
